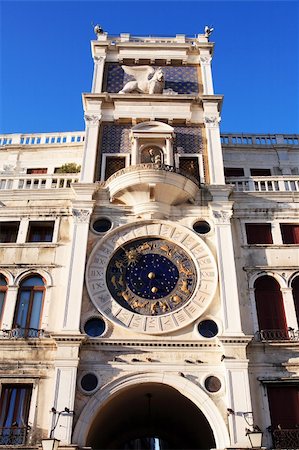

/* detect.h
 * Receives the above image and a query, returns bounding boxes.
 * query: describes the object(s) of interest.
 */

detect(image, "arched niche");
[130,121,175,166]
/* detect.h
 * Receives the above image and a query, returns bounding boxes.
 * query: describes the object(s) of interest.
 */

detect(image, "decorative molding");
[94,56,105,64]
[212,210,232,224]
[72,209,91,223]
[84,114,101,127]
[204,115,221,128]
[200,56,212,65]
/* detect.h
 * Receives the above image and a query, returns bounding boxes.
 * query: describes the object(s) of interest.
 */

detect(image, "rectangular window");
[26,168,47,174]
[250,168,271,176]
[280,224,299,244]
[245,223,273,244]
[0,384,32,445]
[0,222,19,243]
[179,157,200,182]
[104,156,126,180]
[224,167,244,177]
[27,221,55,242]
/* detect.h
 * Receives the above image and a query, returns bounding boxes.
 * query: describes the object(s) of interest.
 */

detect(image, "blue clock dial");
[106,238,197,316]
[126,253,179,300]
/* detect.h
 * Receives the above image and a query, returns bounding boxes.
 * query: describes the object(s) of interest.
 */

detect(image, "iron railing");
[256,329,299,341]
[272,428,299,449]
[0,327,45,338]
[0,426,28,445]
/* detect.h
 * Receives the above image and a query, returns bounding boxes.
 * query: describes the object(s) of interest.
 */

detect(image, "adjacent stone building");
[0,30,298,450]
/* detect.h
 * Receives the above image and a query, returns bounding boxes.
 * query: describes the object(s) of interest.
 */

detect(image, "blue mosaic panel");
[174,126,203,154]
[100,124,203,155]
[101,124,131,154]
[105,64,199,94]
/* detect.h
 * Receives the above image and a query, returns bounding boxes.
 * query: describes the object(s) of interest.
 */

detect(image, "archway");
[86,382,216,449]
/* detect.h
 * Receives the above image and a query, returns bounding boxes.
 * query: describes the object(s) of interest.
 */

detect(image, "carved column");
[203,101,225,185]
[131,136,139,165]
[200,54,214,94]
[92,56,106,93]
[210,202,243,335]
[165,137,174,166]
[62,208,92,331]
[80,114,101,183]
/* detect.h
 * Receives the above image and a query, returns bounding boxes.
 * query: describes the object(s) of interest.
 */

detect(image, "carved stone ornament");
[212,210,232,224]
[118,66,165,94]
[72,209,91,223]
[84,114,101,126]
[200,56,212,65]
[204,115,221,128]
[94,56,105,64]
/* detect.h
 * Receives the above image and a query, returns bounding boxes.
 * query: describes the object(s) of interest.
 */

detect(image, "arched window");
[291,277,299,324]
[254,276,287,338]
[0,274,8,325]
[13,275,45,337]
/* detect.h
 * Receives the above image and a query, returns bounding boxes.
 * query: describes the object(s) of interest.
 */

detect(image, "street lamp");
[246,426,263,448]
[41,438,60,450]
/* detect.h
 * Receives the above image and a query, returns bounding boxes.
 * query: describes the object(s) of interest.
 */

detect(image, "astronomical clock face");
[86,221,217,334]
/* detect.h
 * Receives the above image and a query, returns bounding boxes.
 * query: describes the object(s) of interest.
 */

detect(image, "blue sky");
[1,0,298,134]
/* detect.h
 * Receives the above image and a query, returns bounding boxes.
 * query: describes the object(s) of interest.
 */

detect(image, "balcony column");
[62,207,93,331]
[131,136,139,165]
[80,114,102,183]
[210,198,243,335]
[281,288,299,330]
[1,286,17,330]
[165,136,173,166]
[203,101,225,185]
[200,52,214,94]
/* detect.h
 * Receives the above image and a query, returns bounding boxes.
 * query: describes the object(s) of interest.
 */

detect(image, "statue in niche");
[141,147,163,164]
[118,66,165,94]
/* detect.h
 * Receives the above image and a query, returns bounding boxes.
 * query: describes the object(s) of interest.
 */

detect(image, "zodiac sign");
[171,294,182,304]
[150,302,159,315]
[160,244,172,257]
[180,280,191,295]
[177,260,193,277]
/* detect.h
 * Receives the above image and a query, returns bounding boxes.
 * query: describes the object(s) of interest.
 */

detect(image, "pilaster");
[209,188,243,335]
[92,56,106,93]
[1,286,17,329]
[203,100,225,185]
[80,114,102,183]
[200,51,214,94]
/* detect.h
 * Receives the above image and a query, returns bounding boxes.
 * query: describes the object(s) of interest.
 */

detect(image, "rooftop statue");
[204,25,214,39]
[118,66,165,94]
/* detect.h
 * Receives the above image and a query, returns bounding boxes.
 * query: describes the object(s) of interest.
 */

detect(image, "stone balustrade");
[221,133,299,146]
[0,174,79,190]
[227,176,299,192]
[0,131,85,146]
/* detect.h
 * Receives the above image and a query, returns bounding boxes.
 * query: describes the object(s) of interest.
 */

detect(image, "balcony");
[104,163,200,216]
[0,327,46,339]
[0,173,79,190]
[255,329,299,342]
[272,428,299,449]
[226,176,299,193]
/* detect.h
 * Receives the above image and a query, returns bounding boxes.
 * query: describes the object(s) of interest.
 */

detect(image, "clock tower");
[60,29,252,449]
